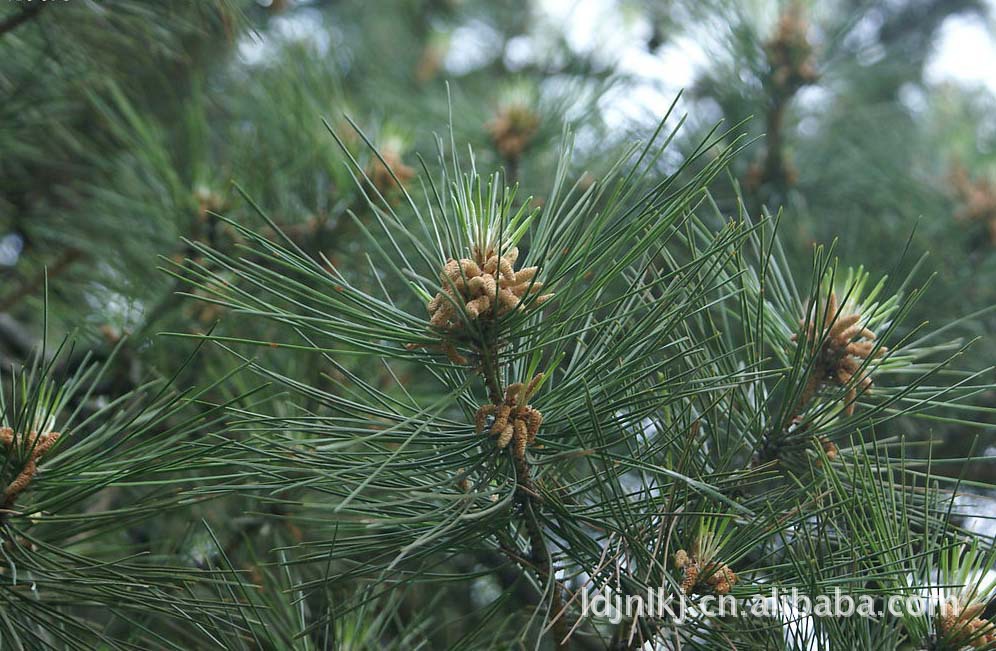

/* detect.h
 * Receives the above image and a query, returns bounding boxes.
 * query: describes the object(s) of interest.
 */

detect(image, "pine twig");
[478,320,570,649]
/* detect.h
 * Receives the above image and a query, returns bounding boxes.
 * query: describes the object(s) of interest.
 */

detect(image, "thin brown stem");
[475,326,569,648]
[478,338,504,405]
[752,365,823,467]
[522,492,569,649]
[762,95,787,186]
[505,154,520,187]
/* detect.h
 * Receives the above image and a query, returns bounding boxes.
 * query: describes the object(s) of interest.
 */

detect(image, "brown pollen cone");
[419,246,553,361]
[937,599,995,649]
[474,373,544,460]
[793,291,886,417]
[765,3,818,94]
[814,436,838,467]
[0,426,61,508]
[674,548,738,596]
[950,163,996,247]
[486,104,540,161]
[366,147,415,198]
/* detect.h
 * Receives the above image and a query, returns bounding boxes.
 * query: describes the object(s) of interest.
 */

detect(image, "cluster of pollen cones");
[475,374,544,460]
[765,4,818,92]
[793,292,886,417]
[486,104,540,160]
[674,549,738,595]
[0,426,60,506]
[950,163,996,246]
[816,436,838,465]
[937,599,996,648]
[427,246,553,330]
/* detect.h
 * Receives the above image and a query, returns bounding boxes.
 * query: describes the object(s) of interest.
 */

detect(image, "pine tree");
[1,1,994,649]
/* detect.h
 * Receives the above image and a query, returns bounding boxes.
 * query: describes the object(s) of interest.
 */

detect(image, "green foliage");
[1,0,995,649]
[169,115,994,648]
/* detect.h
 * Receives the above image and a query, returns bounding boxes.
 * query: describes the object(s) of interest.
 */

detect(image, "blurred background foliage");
[1,0,995,646]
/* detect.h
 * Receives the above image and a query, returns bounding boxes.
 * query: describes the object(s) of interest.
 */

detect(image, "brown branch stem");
[762,95,788,186]
[475,328,569,648]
